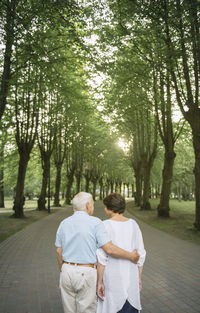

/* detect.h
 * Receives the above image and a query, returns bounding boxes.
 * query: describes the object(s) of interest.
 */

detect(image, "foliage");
[0,0,199,229]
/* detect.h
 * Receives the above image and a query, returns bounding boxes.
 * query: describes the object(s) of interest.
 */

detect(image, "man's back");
[55,211,109,264]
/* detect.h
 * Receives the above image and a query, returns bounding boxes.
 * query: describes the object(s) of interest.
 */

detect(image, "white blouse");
[96,219,146,313]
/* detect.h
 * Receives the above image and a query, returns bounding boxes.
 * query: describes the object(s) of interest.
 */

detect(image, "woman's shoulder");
[129,218,137,224]
[103,218,140,227]
[103,218,129,223]
[128,218,141,229]
[103,218,138,227]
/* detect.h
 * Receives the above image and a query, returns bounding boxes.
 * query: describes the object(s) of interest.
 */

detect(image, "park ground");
[0,197,200,245]
[0,200,200,313]
[126,198,200,245]
[0,198,58,243]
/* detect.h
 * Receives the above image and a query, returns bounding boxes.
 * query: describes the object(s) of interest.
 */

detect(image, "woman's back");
[104,219,138,251]
[96,218,146,313]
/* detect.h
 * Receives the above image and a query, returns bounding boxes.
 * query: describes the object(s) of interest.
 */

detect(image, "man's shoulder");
[60,214,102,223]
[59,215,73,226]
[89,215,103,225]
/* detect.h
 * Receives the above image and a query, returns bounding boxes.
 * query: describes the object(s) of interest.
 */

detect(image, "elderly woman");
[96,193,146,313]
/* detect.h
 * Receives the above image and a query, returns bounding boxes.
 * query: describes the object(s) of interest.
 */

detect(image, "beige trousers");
[60,263,97,313]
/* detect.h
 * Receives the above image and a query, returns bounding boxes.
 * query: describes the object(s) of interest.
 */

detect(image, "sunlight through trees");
[0,0,199,230]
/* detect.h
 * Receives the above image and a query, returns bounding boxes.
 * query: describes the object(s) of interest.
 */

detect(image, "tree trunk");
[110,181,114,193]
[150,185,152,199]
[132,184,134,198]
[119,182,122,194]
[155,184,160,198]
[85,174,90,192]
[99,179,103,200]
[92,180,97,201]
[141,164,151,210]
[0,167,4,208]
[182,185,190,201]
[135,170,142,207]
[0,0,16,121]
[38,158,50,210]
[65,171,75,205]
[127,183,130,198]
[177,183,181,201]
[157,150,176,217]
[105,182,109,196]
[13,154,29,218]
[54,164,61,207]
[62,191,65,199]
[123,183,126,197]
[193,133,200,230]
[103,185,105,198]
[0,146,4,208]
[75,173,81,194]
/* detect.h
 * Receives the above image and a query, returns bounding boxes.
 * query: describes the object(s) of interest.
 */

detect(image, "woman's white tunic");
[96,219,146,313]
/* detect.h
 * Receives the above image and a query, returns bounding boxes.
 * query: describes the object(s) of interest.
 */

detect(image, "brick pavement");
[0,201,200,313]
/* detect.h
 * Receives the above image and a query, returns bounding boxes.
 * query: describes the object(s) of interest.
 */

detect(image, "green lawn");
[0,198,56,210]
[1,198,200,246]
[0,198,63,243]
[126,199,200,245]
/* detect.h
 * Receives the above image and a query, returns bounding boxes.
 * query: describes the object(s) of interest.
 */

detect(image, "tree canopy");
[0,0,199,230]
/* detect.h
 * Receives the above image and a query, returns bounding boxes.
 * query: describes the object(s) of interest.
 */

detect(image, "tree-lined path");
[0,201,200,313]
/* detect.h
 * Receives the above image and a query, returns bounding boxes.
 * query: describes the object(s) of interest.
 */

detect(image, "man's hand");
[131,250,140,264]
[97,282,105,301]
[56,247,63,272]
[139,278,142,292]
[102,242,140,263]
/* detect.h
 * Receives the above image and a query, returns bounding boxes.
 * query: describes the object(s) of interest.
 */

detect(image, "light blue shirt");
[55,211,110,264]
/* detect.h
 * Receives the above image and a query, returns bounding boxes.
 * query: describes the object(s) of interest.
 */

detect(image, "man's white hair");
[72,192,93,211]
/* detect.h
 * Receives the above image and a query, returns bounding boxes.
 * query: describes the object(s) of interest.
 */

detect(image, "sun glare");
[117,138,129,152]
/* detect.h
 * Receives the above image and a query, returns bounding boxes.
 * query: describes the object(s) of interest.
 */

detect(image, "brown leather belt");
[63,261,96,268]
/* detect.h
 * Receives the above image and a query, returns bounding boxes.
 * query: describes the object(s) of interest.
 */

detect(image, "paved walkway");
[0,201,200,313]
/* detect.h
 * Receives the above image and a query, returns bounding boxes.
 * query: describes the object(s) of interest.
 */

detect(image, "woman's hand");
[97,282,105,301]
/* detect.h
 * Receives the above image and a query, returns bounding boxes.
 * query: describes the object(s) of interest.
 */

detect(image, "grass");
[0,198,56,210]
[1,197,200,246]
[126,198,200,245]
[0,198,63,244]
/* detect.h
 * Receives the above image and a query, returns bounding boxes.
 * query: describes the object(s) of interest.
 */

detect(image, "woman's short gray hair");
[72,192,93,211]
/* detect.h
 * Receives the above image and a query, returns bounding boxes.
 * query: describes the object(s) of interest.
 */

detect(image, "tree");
[144,0,200,228]
[0,0,17,121]
[12,62,39,217]
[101,57,157,209]
[0,119,10,207]
[172,128,195,201]
[37,93,56,211]
[53,119,67,207]
[0,139,5,208]
[65,144,77,204]
[153,66,182,217]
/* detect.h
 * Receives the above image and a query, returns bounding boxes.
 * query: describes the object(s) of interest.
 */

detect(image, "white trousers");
[60,263,97,313]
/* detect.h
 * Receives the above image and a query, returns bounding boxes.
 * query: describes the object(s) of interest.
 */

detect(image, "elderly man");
[55,192,140,313]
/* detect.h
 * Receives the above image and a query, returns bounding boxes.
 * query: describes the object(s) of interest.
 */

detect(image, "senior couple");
[55,192,146,313]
